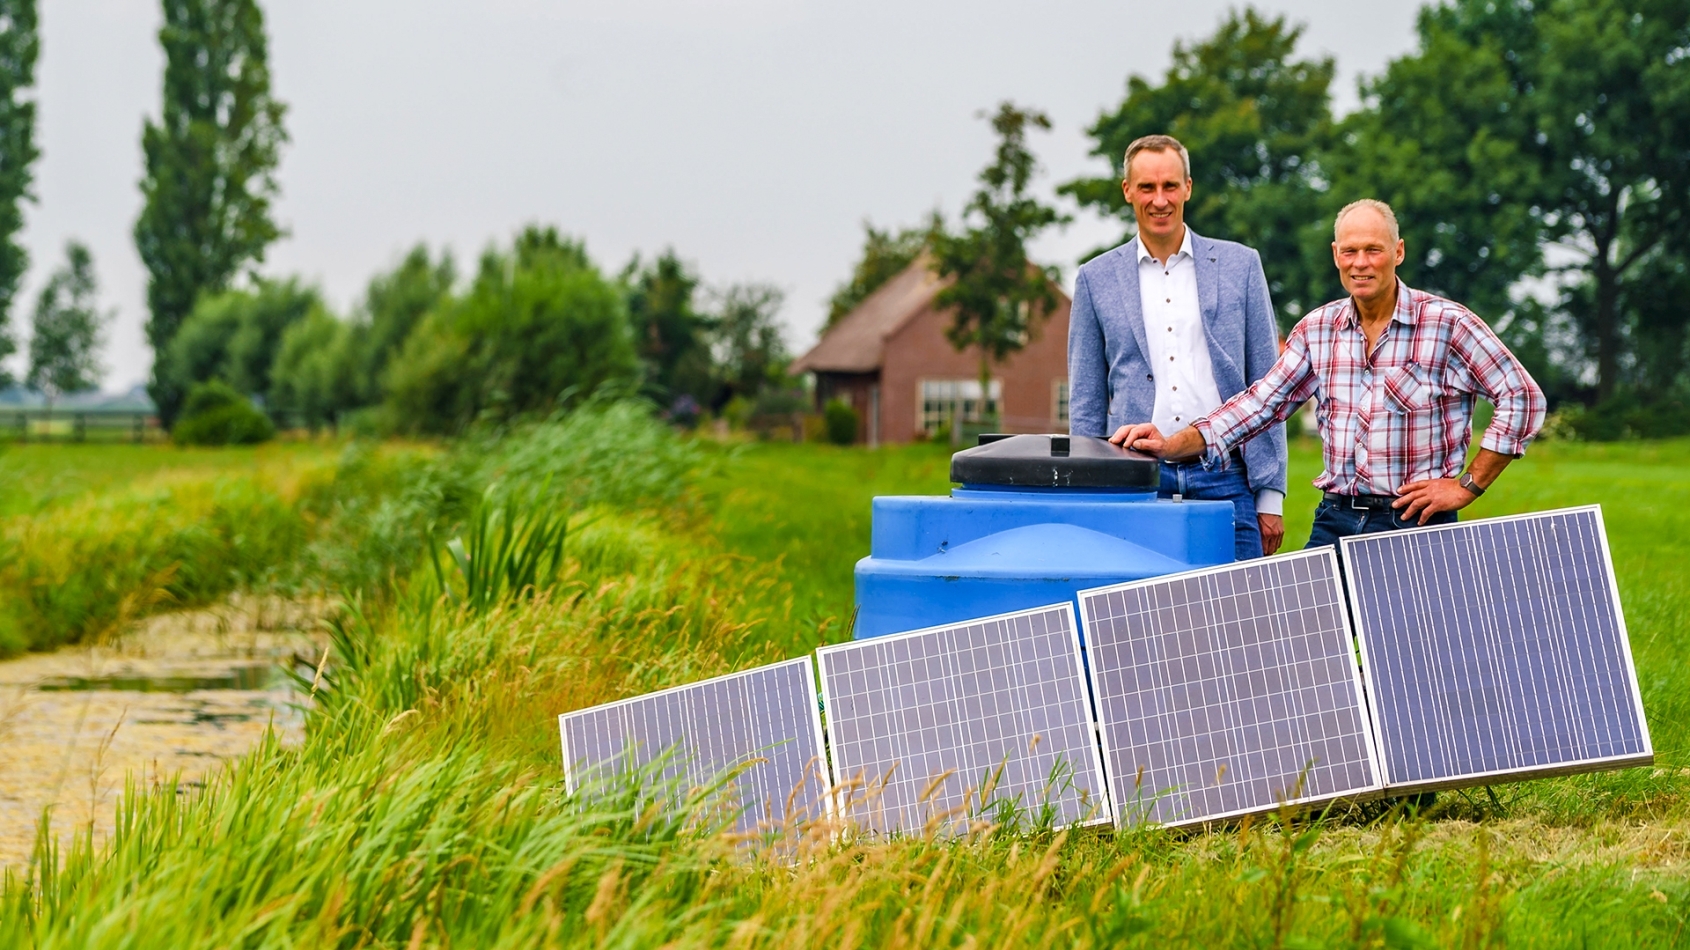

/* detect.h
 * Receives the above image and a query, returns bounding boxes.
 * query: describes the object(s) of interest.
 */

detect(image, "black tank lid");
[950,433,1160,489]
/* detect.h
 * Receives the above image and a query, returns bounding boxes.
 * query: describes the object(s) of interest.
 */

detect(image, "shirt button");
[1172,386,1178,391]
[1165,298,1171,303]
[1169,356,1175,361]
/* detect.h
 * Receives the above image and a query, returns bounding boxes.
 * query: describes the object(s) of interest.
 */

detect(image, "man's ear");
[1394,239,1406,265]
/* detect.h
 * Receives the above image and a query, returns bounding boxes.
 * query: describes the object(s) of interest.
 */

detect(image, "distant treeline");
[154,227,797,436]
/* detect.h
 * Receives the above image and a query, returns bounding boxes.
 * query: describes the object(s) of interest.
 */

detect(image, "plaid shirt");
[1193,280,1546,496]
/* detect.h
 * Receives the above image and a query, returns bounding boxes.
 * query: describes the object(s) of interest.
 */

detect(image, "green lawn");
[3,426,1688,947]
[0,441,339,517]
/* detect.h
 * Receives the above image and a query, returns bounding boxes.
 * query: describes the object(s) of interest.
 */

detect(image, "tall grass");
[3,421,1688,945]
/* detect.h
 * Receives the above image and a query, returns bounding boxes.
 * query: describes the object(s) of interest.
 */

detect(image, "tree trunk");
[1592,256,1621,403]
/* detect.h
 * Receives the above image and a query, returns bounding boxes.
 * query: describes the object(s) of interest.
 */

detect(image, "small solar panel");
[558,657,828,834]
[816,604,1109,837]
[1342,506,1652,791]
[1078,549,1382,827]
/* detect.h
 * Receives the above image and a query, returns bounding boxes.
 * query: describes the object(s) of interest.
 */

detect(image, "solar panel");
[1078,549,1382,827]
[1342,506,1652,792]
[557,657,829,835]
[816,604,1109,837]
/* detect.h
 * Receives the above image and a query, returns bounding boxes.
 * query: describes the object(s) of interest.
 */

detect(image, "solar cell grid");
[1079,549,1381,827]
[816,604,1108,837]
[1343,506,1652,791]
[558,657,829,835]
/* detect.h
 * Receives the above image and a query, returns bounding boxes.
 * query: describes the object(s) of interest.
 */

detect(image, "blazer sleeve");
[1067,268,1109,438]
[1240,249,1289,495]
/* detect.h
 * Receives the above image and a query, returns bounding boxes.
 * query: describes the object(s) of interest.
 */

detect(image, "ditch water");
[0,598,324,868]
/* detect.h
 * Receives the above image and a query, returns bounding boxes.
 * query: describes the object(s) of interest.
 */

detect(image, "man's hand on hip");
[1258,514,1284,555]
[1393,478,1479,524]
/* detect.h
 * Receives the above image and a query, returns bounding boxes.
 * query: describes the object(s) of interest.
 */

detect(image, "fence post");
[74,412,86,442]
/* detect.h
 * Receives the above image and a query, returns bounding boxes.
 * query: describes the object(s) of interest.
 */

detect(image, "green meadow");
[2,415,1688,947]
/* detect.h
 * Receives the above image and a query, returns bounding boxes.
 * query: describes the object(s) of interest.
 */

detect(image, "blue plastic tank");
[853,434,1235,639]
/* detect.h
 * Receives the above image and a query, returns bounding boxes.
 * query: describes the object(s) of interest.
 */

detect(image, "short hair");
[1123,134,1191,182]
[1334,199,1401,244]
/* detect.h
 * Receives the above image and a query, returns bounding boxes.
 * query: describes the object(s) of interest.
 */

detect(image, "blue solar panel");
[1079,549,1382,827]
[1341,506,1652,791]
[816,604,1109,837]
[558,657,829,835]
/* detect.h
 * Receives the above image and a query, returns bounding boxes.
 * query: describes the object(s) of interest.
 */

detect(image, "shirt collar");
[1135,227,1194,266]
[1336,277,1417,329]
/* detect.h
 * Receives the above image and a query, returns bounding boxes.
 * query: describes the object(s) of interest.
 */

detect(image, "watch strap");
[1458,472,1485,496]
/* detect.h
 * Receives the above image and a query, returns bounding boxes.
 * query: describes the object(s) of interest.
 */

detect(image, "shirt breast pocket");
[1383,363,1437,413]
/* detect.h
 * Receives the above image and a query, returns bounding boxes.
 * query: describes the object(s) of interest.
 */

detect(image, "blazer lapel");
[1190,230,1236,377]
[1109,238,1150,363]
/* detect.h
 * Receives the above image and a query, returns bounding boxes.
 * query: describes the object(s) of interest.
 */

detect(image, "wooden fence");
[2,408,165,444]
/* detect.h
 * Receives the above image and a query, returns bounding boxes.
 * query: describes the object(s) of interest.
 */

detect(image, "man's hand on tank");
[1110,423,1164,453]
[1259,514,1285,555]
[1392,478,1479,524]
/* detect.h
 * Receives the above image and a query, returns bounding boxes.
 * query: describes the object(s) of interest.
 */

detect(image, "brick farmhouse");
[791,256,1072,445]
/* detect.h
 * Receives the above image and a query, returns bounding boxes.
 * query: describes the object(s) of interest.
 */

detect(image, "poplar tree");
[0,0,38,387]
[135,0,286,422]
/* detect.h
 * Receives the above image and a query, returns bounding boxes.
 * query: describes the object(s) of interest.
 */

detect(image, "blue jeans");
[1304,498,1457,549]
[1159,458,1262,560]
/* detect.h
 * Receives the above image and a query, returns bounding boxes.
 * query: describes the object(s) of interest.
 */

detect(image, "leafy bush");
[383,227,638,434]
[824,398,858,445]
[171,380,277,446]
[149,280,321,426]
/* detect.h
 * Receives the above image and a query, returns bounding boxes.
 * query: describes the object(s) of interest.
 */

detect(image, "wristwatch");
[1458,472,1485,497]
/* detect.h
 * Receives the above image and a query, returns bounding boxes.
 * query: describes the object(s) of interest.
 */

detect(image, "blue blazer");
[1066,229,1288,498]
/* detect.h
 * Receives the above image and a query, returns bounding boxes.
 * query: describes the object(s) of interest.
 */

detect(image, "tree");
[382,226,637,434]
[26,241,108,405]
[707,282,787,405]
[136,0,287,421]
[150,279,318,424]
[1064,8,1335,328]
[1346,0,1690,411]
[826,221,930,329]
[929,102,1067,415]
[269,306,353,430]
[0,0,37,386]
[624,249,713,409]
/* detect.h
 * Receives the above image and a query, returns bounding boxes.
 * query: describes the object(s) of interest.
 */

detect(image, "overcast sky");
[14,0,1422,391]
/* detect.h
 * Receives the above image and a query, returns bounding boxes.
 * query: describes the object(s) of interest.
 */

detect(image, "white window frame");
[917,378,1002,434]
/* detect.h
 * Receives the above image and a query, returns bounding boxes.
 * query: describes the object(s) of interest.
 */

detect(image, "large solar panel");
[558,657,829,834]
[1342,506,1652,791]
[1078,549,1382,827]
[816,604,1109,837]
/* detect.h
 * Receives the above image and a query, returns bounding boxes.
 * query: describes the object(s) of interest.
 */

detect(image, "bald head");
[1332,199,1405,309]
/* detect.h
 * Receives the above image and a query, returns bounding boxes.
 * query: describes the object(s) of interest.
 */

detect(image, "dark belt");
[1324,492,1398,511]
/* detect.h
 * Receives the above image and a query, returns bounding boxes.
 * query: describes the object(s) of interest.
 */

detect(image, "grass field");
[2,418,1687,947]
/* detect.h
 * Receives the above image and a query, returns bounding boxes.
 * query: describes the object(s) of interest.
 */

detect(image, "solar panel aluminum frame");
[1342,505,1654,794]
[1077,548,1386,829]
[815,602,1114,834]
[557,656,831,828]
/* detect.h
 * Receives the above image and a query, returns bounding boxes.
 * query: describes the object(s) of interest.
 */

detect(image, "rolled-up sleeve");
[1067,269,1109,438]
[1448,311,1546,457]
[1194,321,1319,465]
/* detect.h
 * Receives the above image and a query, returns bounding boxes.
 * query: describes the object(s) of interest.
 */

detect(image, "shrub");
[824,398,858,445]
[382,226,638,434]
[172,380,276,446]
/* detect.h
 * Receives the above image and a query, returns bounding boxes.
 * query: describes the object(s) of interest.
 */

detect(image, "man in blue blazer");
[1068,134,1288,558]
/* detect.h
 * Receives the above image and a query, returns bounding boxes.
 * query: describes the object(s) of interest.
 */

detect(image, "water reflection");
[0,598,324,868]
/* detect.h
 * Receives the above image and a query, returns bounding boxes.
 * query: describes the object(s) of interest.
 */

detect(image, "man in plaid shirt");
[1113,199,1546,547]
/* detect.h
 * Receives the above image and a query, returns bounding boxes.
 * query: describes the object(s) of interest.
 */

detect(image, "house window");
[1053,379,1069,428]
[918,379,1001,434]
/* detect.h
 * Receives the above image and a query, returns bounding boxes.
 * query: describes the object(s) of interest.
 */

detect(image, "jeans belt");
[1324,492,1397,511]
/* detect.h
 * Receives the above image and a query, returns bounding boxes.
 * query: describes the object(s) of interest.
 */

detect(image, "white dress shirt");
[1137,229,1284,517]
